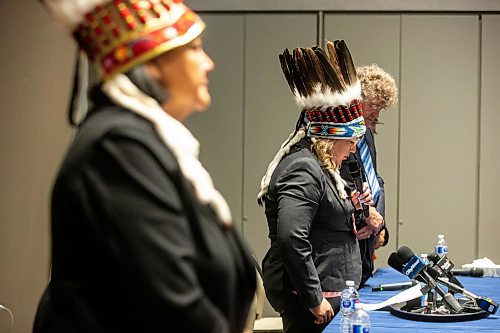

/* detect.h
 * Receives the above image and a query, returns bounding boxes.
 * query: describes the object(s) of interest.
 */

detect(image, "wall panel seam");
[241,14,247,237]
[396,14,403,250]
[475,15,482,259]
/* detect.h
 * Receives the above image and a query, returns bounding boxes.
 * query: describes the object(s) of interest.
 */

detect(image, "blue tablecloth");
[324,267,500,332]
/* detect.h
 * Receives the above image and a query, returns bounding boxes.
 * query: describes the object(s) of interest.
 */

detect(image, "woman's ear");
[144,61,162,81]
[127,62,169,104]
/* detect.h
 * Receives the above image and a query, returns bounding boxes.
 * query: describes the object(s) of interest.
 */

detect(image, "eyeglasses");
[348,138,360,148]
[368,103,385,112]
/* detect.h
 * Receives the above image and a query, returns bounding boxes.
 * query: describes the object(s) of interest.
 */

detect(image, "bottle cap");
[346,280,355,287]
[438,234,444,238]
[421,253,428,258]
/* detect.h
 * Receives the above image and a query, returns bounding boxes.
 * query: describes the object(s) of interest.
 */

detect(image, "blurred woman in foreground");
[34,1,255,332]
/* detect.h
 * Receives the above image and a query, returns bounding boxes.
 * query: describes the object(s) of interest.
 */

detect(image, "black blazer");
[33,103,255,333]
[261,139,361,312]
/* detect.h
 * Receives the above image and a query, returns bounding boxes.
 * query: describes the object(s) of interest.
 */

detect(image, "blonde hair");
[312,138,338,171]
[357,64,398,109]
[311,138,349,199]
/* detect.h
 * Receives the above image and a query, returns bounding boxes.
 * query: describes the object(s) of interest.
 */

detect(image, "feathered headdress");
[280,40,365,139]
[258,40,366,202]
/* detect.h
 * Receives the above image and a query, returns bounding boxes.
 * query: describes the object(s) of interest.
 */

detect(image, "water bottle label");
[352,324,370,333]
[341,299,352,309]
[435,245,448,254]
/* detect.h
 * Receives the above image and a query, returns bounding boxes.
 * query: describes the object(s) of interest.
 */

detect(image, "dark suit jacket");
[262,139,361,313]
[340,128,386,286]
[33,98,255,333]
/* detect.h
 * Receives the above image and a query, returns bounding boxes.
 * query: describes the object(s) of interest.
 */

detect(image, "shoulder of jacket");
[87,107,155,137]
[69,107,178,169]
[282,147,322,173]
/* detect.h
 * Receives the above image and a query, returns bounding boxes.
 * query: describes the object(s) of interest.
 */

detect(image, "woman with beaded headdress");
[257,40,373,333]
[34,1,255,332]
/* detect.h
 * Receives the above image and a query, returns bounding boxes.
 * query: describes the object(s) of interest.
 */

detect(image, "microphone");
[372,281,417,291]
[427,252,464,289]
[396,246,463,313]
[387,252,431,294]
[451,267,484,277]
[387,252,406,273]
[436,277,498,315]
[348,160,369,218]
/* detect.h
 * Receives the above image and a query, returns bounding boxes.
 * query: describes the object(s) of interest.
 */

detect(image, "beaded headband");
[305,99,366,139]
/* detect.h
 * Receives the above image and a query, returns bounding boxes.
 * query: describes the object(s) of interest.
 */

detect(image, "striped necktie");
[357,136,380,203]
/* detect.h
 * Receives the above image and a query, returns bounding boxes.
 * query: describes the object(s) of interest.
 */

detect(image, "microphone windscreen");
[426,266,440,279]
[452,267,485,277]
[397,246,415,263]
[470,267,484,277]
[348,160,360,177]
[388,252,404,272]
[428,252,440,264]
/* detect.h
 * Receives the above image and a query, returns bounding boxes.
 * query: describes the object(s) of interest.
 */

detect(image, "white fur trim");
[329,169,349,200]
[257,129,306,201]
[43,0,107,29]
[294,81,362,109]
[43,0,186,30]
[102,74,232,226]
[72,51,89,124]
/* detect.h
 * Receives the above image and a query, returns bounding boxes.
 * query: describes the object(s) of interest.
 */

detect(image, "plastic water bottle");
[340,280,359,333]
[350,303,370,333]
[420,254,429,306]
[435,234,448,255]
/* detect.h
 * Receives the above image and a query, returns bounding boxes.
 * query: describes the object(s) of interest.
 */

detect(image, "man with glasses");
[340,64,398,287]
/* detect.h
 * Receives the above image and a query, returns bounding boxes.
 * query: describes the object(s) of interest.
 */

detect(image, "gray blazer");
[261,138,361,312]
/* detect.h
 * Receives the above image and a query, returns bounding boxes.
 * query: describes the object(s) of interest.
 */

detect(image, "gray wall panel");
[187,0,500,12]
[399,15,479,264]
[0,2,74,332]
[185,14,245,230]
[243,14,317,264]
[478,15,500,263]
[324,14,400,268]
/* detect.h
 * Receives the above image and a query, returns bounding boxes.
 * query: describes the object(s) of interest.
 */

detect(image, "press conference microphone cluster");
[388,246,463,313]
[388,246,499,315]
[426,251,494,314]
